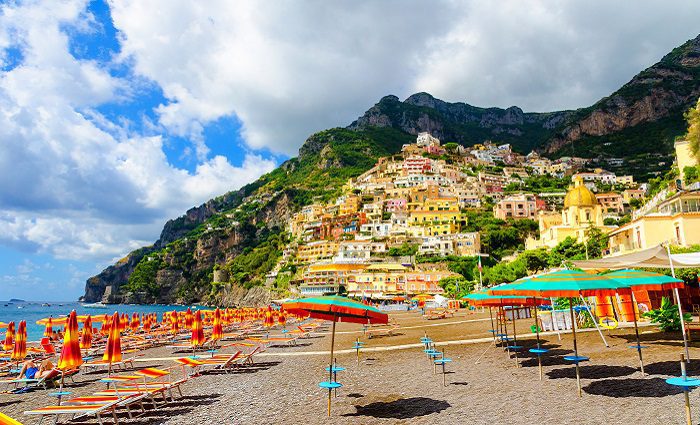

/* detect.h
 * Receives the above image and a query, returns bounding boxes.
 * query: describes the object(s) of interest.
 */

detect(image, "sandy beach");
[2,309,698,424]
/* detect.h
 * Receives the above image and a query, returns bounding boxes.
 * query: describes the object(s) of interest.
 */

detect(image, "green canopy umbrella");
[282,296,388,416]
[603,269,684,374]
[490,270,631,396]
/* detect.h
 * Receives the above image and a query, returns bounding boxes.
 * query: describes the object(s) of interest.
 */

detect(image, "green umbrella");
[603,269,684,374]
[282,296,388,416]
[490,270,630,396]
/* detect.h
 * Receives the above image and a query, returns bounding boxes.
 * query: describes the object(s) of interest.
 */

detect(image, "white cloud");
[109,0,700,156]
[0,0,276,262]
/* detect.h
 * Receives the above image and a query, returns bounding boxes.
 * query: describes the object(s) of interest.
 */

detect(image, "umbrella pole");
[488,307,496,345]
[512,311,519,367]
[533,306,543,381]
[578,295,608,348]
[681,353,692,425]
[328,315,337,417]
[569,300,582,397]
[630,293,644,375]
[667,244,690,362]
[356,337,360,366]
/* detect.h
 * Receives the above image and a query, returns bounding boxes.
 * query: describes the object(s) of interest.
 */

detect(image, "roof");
[564,177,598,208]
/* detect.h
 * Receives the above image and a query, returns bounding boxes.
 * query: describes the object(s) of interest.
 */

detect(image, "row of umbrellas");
[466,268,684,396]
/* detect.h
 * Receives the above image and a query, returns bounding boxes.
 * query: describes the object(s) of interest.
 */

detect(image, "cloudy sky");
[1,0,699,301]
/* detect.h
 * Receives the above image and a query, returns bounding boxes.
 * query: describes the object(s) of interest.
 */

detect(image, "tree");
[438,276,475,299]
[629,198,642,209]
[685,98,700,161]
[684,166,699,185]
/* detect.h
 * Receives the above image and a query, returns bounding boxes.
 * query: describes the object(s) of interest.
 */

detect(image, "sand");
[1,309,698,424]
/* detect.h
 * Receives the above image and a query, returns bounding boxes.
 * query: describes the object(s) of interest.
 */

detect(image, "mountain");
[83,35,700,304]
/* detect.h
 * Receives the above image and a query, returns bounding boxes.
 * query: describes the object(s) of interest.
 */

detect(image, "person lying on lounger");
[17,359,55,380]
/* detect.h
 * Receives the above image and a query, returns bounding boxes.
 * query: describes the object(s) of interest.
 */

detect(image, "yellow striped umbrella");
[57,311,83,370]
[11,321,27,361]
[170,311,179,335]
[103,312,122,372]
[80,316,93,350]
[130,313,140,332]
[191,310,205,348]
[211,308,223,342]
[3,322,14,352]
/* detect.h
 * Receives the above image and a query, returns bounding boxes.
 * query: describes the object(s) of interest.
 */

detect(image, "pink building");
[493,194,539,220]
[384,198,407,212]
[403,156,432,174]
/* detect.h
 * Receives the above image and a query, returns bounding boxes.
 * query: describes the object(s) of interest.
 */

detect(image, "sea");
[0,301,193,342]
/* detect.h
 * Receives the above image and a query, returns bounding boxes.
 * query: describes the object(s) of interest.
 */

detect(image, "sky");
[1,0,699,301]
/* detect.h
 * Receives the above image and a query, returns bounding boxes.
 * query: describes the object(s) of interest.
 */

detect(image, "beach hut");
[282,296,388,416]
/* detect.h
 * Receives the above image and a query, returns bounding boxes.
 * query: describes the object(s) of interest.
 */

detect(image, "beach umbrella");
[490,269,629,396]
[263,306,274,328]
[103,312,122,374]
[57,310,83,370]
[170,311,180,335]
[191,310,205,351]
[278,311,287,328]
[130,313,140,332]
[603,269,685,374]
[3,322,14,352]
[11,321,27,361]
[282,296,388,416]
[211,308,223,343]
[44,317,53,338]
[80,316,93,350]
[185,308,194,329]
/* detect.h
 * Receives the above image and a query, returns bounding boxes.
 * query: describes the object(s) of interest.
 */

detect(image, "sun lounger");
[0,412,23,425]
[0,368,70,390]
[82,354,141,372]
[365,324,399,339]
[24,400,121,425]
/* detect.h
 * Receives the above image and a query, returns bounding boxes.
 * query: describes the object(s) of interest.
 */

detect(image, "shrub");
[643,296,691,332]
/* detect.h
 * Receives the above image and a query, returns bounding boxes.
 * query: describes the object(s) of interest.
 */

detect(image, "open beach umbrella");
[80,316,93,350]
[282,296,388,416]
[211,308,223,343]
[58,310,83,370]
[490,269,630,396]
[191,310,205,351]
[103,312,122,374]
[3,322,14,352]
[603,269,685,374]
[43,317,53,338]
[11,321,27,362]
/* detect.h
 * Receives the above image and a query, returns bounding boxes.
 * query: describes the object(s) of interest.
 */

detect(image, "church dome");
[564,177,598,208]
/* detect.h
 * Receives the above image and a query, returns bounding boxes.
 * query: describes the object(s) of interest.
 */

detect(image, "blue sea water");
[0,301,193,342]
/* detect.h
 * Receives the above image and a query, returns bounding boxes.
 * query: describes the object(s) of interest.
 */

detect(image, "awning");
[573,245,700,270]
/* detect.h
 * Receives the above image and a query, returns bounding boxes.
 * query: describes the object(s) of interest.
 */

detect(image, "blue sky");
[1,0,699,301]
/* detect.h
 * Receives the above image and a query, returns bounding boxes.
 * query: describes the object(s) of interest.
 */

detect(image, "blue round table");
[319,381,342,389]
[666,377,700,388]
[529,348,549,355]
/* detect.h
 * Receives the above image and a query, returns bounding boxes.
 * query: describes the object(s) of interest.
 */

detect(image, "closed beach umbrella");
[603,269,685,374]
[58,310,83,370]
[130,313,140,332]
[191,310,205,348]
[211,308,223,343]
[44,317,53,338]
[185,308,193,329]
[263,306,274,328]
[103,312,122,373]
[490,269,628,396]
[171,311,180,335]
[80,315,93,350]
[282,296,388,416]
[3,322,14,352]
[11,321,27,361]
[278,312,287,327]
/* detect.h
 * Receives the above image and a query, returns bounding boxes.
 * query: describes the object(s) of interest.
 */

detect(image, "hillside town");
[267,133,700,299]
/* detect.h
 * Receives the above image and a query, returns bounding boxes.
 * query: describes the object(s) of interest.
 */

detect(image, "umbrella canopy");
[11,321,27,361]
[191,310,205,347]
[282,296,388,325]
[102,312,122,365]
[3,322,14,351]
[463,292,550,307]
[603,269,684,291]
[43,317,53,338]
[185,308,194,329]
[58,310,84,370]
[211,308,223,341]
[489,269,629,298]
[170,311,180,334]
[80,316,93,350]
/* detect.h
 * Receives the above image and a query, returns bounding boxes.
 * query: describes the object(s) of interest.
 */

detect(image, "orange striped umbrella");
[57,310,83,370]
[278,312,287,327]
[185,308,193,329]
[80,315,93,350]
[119,314,128,332]
[170,311,179,335]
[130,313,140,332]
[44,317,53,338]
[211,308,223,342]
[11,321,27,361]
[191,310,205,347]
[103,312,122,367]
[263,306,274,328]
[3,322,14,352]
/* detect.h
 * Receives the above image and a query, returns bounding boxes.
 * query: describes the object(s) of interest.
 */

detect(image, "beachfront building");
[493,193,539,220]
[607,188,700,255]
[299,262,367,296]
[526,177,616,250]
[295,240,339,264]
[347,263,408,299]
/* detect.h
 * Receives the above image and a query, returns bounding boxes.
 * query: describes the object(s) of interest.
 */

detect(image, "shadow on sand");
[343,397,450,419]
[583,377,684,398]
[546,365,637,380]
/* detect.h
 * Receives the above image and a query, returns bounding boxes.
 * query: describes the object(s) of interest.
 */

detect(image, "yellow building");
[339,195,361,215]
[526,177,615,249]
[300,262,367,296]
[676,139,699,183]
[607,189,700,255]
[347,263,407,299]
[295,240,339,264]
